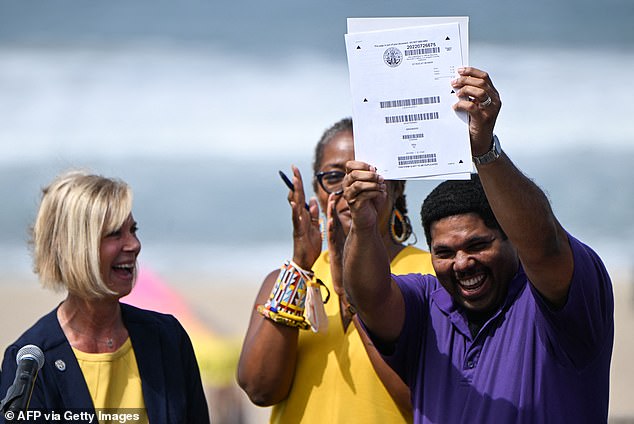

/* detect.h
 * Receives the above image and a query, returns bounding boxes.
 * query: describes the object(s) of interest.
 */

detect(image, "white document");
[347,16,469,65]
[345,18,472,180]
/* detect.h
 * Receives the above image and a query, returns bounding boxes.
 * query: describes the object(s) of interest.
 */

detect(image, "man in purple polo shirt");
[342,67,613,423]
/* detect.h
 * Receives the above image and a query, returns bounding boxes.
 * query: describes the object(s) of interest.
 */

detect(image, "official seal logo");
[383,47,403,67]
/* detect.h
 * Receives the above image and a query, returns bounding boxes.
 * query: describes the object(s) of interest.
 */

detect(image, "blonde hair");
[32,170,133,299]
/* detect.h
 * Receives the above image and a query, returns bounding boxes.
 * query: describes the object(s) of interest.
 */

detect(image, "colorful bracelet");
[257,260,313,330]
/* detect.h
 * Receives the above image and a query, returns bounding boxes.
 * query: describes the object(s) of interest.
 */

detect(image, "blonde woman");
[0,171,209,424]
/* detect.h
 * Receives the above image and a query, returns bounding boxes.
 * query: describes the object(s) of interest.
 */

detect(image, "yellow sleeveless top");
[270,245,435,423]
[73,338,149,424]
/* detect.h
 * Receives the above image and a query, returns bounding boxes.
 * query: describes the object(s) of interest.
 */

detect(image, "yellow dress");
[73,338,149,424]
[270,245,435,423]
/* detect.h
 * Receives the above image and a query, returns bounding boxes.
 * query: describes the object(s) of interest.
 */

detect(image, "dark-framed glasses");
[315,170,345,195]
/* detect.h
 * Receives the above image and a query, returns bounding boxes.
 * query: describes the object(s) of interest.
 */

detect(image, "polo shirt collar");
[430,265,527,340]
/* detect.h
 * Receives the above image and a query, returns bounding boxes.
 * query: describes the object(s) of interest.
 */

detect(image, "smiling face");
[99,213,141,298]
[430,213,519,315]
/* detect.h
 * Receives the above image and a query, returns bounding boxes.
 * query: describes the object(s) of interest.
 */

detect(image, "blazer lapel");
[123,306,168,424]
[41,309,95,415]
[46,342,95,411]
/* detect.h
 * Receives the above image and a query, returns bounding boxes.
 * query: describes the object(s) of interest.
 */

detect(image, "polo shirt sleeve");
[367,273,433,387]
[530,234,614,370]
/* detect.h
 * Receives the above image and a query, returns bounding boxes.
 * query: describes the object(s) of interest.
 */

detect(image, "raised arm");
[342,162,405,343]
[452,67,574,306]
[237,166,321,405]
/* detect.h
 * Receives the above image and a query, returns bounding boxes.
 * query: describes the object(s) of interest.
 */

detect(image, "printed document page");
[345,18,472,179]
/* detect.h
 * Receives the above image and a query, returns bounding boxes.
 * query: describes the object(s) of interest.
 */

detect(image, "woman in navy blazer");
[0,171,209,423]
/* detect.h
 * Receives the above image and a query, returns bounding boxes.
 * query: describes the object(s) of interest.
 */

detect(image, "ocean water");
[2,147,634,283]
[1,1,633,283]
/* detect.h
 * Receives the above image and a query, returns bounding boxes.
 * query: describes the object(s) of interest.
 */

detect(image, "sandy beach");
[1,269,633,423]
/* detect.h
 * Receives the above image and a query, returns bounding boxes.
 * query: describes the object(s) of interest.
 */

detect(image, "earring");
[390,208,413,244]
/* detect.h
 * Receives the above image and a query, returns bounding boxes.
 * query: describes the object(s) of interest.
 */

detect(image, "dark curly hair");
[420,174,506,247]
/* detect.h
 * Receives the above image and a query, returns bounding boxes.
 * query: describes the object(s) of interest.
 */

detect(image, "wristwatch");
[472,135,501,165]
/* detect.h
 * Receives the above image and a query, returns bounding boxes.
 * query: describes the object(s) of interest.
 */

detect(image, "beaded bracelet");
[257,260,313,330]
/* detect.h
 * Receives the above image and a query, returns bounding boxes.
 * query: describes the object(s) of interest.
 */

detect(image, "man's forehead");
[430,213,492,243]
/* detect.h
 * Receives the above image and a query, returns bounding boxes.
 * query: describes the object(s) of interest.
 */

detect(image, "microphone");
[0,345,45,415]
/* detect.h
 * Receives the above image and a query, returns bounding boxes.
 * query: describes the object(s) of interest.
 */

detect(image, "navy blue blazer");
[0,303,210,424]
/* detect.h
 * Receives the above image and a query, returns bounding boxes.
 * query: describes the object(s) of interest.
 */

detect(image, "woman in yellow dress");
[237,118,435,423]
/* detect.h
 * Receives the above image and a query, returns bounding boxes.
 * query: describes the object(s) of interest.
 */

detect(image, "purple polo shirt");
[378,235,613,423]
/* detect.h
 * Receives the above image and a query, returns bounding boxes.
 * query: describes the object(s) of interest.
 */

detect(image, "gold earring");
[390,208,413,244]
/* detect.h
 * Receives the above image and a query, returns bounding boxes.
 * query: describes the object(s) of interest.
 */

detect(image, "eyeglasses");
[315,170,345,195]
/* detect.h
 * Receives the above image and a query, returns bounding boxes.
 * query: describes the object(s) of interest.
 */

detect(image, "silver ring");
[481,95,492,107]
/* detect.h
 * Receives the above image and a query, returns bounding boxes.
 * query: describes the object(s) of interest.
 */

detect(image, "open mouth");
[112,263,135,278]
[457,273,488,299]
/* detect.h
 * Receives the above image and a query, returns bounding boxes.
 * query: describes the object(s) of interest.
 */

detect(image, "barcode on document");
[380,96,440,109]
[385,112,439,124]
[398,153,437,166]
[402,133,425,140]
[405,47,441,56]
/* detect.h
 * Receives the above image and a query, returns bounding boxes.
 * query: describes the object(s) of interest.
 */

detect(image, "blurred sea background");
[1,0,634,421]
[1,0,633,281]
